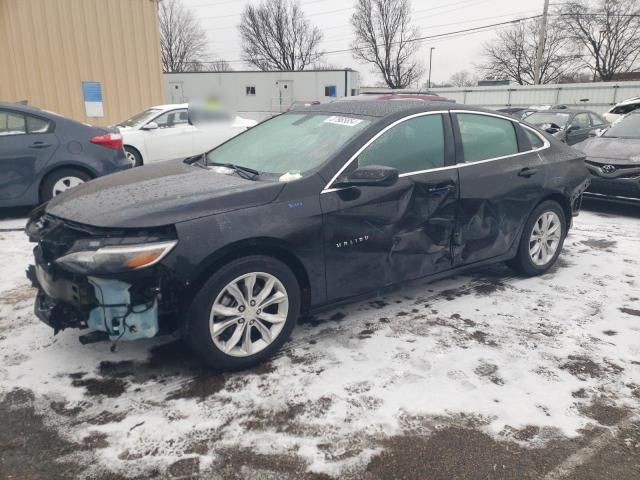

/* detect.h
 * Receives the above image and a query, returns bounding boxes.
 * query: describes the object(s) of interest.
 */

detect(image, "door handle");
[518,167,538,178]
[29,142,51,149]
[427,184,455,195]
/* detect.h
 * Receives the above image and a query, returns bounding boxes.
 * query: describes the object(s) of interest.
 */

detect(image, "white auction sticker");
[323,116,364,127]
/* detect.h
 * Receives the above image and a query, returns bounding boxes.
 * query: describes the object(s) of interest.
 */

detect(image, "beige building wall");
[0,0,165,126]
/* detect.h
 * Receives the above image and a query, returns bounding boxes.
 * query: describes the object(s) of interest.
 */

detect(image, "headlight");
[56,240,177,274]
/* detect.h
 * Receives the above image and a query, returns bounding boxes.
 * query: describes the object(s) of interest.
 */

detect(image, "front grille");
[588,178,640,198]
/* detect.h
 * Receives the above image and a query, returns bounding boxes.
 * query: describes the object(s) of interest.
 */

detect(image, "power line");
[189,14,541,65]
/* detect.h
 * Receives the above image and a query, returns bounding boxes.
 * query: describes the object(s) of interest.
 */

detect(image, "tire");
[40,168,91,203]
[509,200,567,276]
[185,255,301,370]
[124,146,142,167]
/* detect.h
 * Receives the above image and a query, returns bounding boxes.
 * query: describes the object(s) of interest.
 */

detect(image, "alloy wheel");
[125,150,137,166]
[52,176,85,196]
[209,272,289,357]
[529,211,562,266]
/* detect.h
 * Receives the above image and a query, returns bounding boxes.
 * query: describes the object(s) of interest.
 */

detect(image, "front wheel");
[185,256,300,370]
[509,200,567,276]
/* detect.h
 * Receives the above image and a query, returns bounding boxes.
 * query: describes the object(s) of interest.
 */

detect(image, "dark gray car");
[525,109,608,145]
[0,103,131,208]
[575,111,640,202]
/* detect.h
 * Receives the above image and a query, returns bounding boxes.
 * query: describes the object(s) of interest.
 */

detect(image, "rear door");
[0,109,58,200]
[453,111,546,266]
[143,108,193,162]
[321,112,459,301]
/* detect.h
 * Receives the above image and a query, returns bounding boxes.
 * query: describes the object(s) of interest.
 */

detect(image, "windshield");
[603,113,640,138]
[526,112,571,128]
[117,108,163,128]
[205,113,372,175]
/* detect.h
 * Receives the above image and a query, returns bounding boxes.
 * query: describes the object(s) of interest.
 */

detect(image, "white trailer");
[164,69,360,121]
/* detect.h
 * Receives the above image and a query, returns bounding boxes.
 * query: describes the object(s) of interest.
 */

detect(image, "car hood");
[574,137,640,164]
[46,159,285,228]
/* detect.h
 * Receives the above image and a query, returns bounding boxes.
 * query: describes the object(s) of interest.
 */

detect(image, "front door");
[277,80,293,112]
[0,109,58,201]
[566,112,592,145]
[321,112,458,302]
[143,108,193,162]
[453,112,546,265]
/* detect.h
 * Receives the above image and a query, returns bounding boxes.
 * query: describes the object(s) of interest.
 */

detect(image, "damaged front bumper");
[28,263,161,341]
[26,211,181,342]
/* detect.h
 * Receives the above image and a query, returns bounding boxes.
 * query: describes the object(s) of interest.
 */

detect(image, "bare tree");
[160,0,210,72]
[478,18,580,85]
[206,60,233,72]
[559,0,640,81]
[448,70,476,87]
[239,0,323,71]
[351,0,422,89]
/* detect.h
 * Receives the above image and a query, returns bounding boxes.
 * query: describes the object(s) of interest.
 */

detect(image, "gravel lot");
[1,200,639,480]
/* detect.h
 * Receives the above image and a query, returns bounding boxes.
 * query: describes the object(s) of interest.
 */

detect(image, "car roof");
[616,96,640,106]
[303,99,498,118]
[0,102,56,116]
[149,103,188,111]
[528,109,598,115]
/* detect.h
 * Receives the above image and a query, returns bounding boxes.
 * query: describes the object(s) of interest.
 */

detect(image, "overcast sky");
[181,0,547,86]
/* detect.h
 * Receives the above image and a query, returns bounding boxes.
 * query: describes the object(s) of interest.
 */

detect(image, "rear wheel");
[186,256,300,370]
[509,200,567,276]
[40,168,91,202]
[124,146,142,167]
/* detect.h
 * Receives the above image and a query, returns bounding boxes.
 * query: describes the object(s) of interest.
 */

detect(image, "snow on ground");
[1,208,639,479]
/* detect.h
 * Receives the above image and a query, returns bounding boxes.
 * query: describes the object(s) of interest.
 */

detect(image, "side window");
[26,115,52,134]
[589,113,603,126]
[246,86,256,96]
[0,111,27,136]
[153,109,188,129]
[572,113,590,129]
[324,86,337,97]
[456,113,518,162]
[525,129,544,149]
[357,114,445,174]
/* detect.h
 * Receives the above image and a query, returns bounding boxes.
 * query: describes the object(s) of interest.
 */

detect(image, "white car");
[603,96,640,124]
[115,104,257,166]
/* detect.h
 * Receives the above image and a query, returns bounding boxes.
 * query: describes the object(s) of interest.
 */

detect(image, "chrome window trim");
[321,110,551,194]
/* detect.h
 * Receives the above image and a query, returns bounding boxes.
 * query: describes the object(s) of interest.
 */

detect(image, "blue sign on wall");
[81,81,104,117]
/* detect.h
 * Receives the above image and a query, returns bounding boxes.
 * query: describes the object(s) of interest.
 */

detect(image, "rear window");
[611,104,640,115]
[457,113,518,162]
[525,129,544,149]
[526,112,571,128]
[27,115,52,133]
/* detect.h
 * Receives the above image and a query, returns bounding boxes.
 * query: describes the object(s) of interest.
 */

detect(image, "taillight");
[91,133,123,150]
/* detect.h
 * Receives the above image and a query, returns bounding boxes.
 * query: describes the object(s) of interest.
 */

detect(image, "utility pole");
[428,47,435,90]
[533,0,550,85]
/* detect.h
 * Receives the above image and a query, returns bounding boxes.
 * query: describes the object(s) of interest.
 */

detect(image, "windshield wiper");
[209,161,260,180]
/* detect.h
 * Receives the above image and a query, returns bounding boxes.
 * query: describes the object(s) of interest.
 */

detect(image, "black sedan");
[575,111,640,202]
[0,102,130,207]
[26,101,590,369]
[525,109,608,146]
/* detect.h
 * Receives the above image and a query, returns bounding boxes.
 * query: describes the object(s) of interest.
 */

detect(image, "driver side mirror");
[142,121,159,131]
[334,165,399,188]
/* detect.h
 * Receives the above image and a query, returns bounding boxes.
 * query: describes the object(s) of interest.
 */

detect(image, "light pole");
[428,47,435,90]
